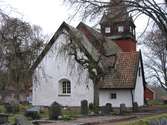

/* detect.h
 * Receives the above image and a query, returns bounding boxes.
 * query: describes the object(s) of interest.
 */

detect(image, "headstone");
[120,103,127,115]
[133,102,139,112]
[49,101,62,120]
[25,107,40,120]
[101,103,112,115]
[160,118,167,125]
[106,103,112,112]
[15,115,33,125]
[80,100,88,115]
[0,113,9,124]
[149,119,159,125]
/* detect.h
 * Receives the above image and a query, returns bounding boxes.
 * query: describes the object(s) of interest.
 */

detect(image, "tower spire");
[100,0,137,52]
[106,0,129,22]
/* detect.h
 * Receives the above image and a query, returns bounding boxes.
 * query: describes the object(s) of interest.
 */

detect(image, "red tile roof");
[99,52,140,89]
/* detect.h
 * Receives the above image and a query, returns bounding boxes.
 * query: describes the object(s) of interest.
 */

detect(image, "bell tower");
[100,0,136,52]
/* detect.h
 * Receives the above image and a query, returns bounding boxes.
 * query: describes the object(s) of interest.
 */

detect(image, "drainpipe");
[131,89,134,108]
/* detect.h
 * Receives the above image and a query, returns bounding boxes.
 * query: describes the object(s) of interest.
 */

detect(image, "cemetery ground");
[1,100,167,125]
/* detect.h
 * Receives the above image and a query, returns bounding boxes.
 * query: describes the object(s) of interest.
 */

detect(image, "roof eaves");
[29,22,71,74]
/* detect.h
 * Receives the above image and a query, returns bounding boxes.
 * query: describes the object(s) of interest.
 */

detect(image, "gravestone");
[106,103,112,112]
[0,113,9,124]
[81,100,88,115]
[25,107,40,120]
[149,119,159,125]
[133,102,139,112]
[49,101,62,120]
[120,103,127,115]
[101,103,112,115]
[15,115,33,125]
[159,118,167,125]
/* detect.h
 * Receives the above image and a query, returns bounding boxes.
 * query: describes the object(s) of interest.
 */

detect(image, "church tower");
[100,0,136,52]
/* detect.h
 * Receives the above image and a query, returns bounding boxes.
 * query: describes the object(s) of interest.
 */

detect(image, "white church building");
[31,0,145,108]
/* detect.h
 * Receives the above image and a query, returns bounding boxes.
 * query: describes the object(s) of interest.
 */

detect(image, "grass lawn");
[118,113,167,125]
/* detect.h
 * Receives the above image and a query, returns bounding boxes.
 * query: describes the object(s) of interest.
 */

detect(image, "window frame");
[105,27,111,33]
[59,79,71,96]
[111,93,117,99]
[118,26,124,32]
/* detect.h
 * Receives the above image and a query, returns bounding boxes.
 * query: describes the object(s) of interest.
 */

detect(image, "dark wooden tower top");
[100,0,136,40]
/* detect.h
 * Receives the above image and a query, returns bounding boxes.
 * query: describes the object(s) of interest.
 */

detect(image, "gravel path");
[36,106,167,125]
[38,115,136,125]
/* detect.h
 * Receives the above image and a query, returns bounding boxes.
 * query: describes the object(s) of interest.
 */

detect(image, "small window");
[138,67,141,77]
[130,26,132,32]
[59,79,71,95]
[111,93,117,99]
[118,26,124,32]
[105,27,111,33]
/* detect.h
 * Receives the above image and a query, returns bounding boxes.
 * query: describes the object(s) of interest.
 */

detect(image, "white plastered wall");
[133,60,144,106]
[32,33,94,106]
[99,89,132,107]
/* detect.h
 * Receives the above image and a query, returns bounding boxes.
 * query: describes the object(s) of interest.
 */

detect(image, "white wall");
[133,60,144,106]
[99,89,132,107]
[32,33,94,106]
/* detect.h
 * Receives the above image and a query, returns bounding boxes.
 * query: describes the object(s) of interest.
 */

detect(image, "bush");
[49,102,62,120]
[19,104,31,112]
[0,105,5,113]
[5,102,19,113]
[148,100,163,105]
[61,115,72,121]
[89,103,94,112]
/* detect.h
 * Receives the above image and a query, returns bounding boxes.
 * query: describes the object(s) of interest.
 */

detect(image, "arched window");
[59,79,71,95]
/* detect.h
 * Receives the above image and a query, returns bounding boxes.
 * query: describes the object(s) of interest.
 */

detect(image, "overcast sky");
[1,0,148,39]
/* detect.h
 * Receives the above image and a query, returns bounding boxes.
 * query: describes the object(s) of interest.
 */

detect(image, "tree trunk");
[93,78,100,113]
[15,74,20,104]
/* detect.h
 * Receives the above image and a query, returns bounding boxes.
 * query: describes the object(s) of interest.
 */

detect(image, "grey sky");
[2,0,148,38]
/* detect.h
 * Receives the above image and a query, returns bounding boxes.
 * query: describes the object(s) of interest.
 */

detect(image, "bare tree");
[56,23,119,112]
[0,14,45,102]
[144,28,167,91]
[63,0,167,47]
[56,30,102,111]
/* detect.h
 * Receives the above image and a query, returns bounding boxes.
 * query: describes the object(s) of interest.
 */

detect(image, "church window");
[118,26,124,32]
[59,79,71,95]
[111,93,117,99]
[105,27,111,33]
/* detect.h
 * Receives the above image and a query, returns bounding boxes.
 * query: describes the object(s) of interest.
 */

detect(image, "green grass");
[119,113,167,125]
[62,108,80,117]
[38,106,80,121]
[0,104,6,113]
[40,108,49,118]
[61,107,80,120]
[147,100,163,105]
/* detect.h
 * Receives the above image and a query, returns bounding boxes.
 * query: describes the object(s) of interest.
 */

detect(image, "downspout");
[131,89,134,108]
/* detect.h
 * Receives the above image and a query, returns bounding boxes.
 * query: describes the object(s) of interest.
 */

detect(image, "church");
[31,0,146,108]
